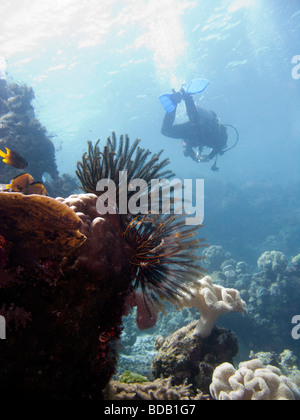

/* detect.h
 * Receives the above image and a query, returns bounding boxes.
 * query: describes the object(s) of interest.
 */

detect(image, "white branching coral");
[210,359,300,400]
[177,276,247,338]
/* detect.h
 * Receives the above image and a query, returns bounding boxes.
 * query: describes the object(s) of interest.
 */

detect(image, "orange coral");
[0,192,86,263]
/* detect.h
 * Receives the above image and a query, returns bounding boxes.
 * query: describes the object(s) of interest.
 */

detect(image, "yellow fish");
[26,181,48,196]
[1,173,47,196]
[5,173,35,192]
[0,147,28,169]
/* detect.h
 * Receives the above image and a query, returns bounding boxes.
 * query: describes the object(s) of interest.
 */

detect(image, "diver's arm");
[161,109,176,137]
[161,109,194,140]
[182,92,199,125]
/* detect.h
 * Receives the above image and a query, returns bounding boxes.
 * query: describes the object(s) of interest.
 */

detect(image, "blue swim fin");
[158,94,176,113]
[184,78,210,95]
[159,78,210,113]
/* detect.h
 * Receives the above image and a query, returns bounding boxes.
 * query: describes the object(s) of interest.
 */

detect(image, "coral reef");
[0,79,58,183]
[0,79,79,198]
[195,246,300,356]
[257,251,288,277]
[210,359,300,400]
[118,244,300,382]
[201,245,231,272]
[287,253,300,276]
[76,133,207,311]
[151,320,238,395]
[1,134,207,399]
[245,250,300,350]
[1,192,133,399]
[104,377,209,400]
[249,349,300,386]
[0,192,85,264]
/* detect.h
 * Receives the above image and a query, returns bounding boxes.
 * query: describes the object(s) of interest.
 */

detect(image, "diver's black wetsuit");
[161,93,226,162]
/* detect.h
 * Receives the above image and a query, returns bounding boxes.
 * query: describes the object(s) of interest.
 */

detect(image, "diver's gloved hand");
[170,89,183,105]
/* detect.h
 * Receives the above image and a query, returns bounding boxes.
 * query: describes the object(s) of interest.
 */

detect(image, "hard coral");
[105,377,208,400]
[151,320,238,395]
[257,251,288,276]
[58,193,131,276]
[1,192,133,399]
[0,192,85,264]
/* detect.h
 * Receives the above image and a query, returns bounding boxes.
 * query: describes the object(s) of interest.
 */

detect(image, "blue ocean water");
[1,0,300,385]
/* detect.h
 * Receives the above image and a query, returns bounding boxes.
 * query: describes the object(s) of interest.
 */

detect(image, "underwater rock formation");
[201,245,231,272]
[257,251,288,277]
[245,250,300,350]
[0,79,59,183]
[210,359,300,400]
[0,134,207,399]
[287,254,300,276]
[0,192,133,399]
[151,320,238,395]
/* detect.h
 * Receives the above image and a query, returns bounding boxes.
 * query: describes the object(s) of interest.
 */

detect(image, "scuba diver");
[159,78,238,171]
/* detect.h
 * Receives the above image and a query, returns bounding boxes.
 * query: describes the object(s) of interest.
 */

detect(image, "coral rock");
[0,192,86,263]
[257,251,288,275]
[1,193,133,399]
[104,377,209,400]
[151,320,238,395]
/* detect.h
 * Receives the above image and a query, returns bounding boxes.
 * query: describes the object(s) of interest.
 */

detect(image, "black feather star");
[76,132,207,309]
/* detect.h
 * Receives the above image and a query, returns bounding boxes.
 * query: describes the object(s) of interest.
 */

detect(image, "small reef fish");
[26,181,47,196]
[0,147,28,169]
[1,173,47,196]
